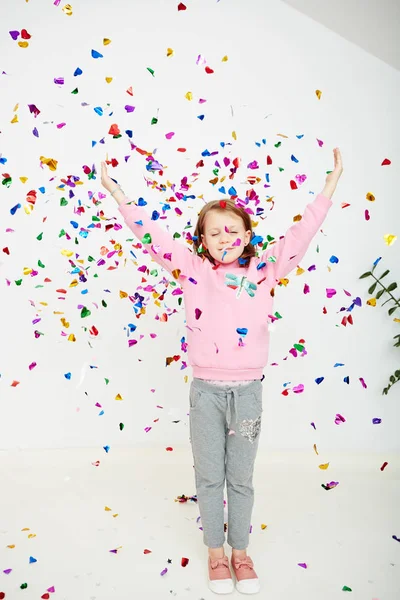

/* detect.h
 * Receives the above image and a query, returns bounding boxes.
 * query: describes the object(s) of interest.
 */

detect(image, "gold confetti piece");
[105,77,113,83]
[20,177,28,183]
[115,393,123,401]
[61,249,74,257]
[232,131,237,140]
[261,524,267,530]
[222,55,228,62]
[366,192,375,202]
[105,506,112,511]
[103,38,111,45]
[18,41,29,48]
[167,47,174,57]
[384,234,397,246]
[119,290,128,298]
[313,444,319,455]
[185,91,193,101]
[11,114,19,123]
[295,267,305,275]
[367,298,377,306]
[40,156,58,171]
[27,533,36,539]
[21,528,30,531]
[61,318,70,328]
[62,4,73,16]
[23,267,33,275]
[68,334,76,342]
[319,463,329,470]
[315,89,322,100]
[7,544,16,549]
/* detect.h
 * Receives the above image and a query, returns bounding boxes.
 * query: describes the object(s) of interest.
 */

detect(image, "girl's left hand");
[325,148,343,187]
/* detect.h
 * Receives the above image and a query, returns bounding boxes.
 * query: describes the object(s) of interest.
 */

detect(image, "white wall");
[0,0,399,452]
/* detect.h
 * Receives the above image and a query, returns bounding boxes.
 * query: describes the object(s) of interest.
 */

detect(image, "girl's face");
[200,210,251,265]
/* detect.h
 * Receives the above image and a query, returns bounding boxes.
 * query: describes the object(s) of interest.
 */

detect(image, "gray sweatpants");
[189,377,263,550]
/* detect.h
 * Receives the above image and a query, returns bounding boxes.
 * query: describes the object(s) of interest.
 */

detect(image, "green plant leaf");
[368,282,377,294]
[395,370,400,378]
[375,289,385,299]
[378,269,390,279]
[390,375,396,383]
[387,282,397,292]
[388,306,398,316]
[359,271,372,279]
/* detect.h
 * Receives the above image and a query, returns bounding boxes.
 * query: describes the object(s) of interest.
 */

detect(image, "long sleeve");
[118,196,199,281]
[262,193,333,281]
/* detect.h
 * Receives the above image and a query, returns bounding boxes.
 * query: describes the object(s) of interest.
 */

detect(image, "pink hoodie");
[118,193,333,381]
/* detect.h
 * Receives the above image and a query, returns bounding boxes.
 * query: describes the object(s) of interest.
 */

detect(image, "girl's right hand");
[100,161,118,193]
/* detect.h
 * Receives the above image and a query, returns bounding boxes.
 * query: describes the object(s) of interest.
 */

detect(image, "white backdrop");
[0,0,399,453]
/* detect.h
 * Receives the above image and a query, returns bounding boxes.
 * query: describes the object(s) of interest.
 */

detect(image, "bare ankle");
[208,546,225,559]
[232,548,247,558]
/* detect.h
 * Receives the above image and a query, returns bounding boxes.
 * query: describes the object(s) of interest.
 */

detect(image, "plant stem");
[370,272,400,308]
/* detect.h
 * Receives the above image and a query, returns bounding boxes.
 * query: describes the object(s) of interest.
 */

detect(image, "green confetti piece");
[81,307,91,318]
[38,260,45,268]
[147,67,155,76]
[342,586,352,592]
[60,197,68,206]
[142,233,152,244]
[151,117,158,125]
[37,232,43,241]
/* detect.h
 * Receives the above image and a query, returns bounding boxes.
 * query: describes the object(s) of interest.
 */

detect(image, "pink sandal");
[231,555,260,594]
[208,555,234,594]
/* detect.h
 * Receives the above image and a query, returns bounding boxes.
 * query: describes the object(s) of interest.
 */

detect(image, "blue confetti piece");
[228,186,237,196]
[137,197,147,207]
[315,377,324,385]
[197,114,205,120]
[218,186,226,194]
[256,262,266,271]
[291,155,299,163]
[329,255,339,264]
[343,376,350,384]
[236,328,248,336]
[94,106,103,116]
[91,49,103,59]
[64,373,72,380]
[151,210,160,221]
[103,445,110,453]
[74,67,83,76]
[250,235,263,245]
[38,186,46,194]
[99,410,104,416]
[70,221,79,229]
[29,556,37,564]
[10,203,21,215]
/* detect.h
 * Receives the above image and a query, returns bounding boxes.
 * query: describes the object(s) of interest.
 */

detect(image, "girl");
[100,148,343,595]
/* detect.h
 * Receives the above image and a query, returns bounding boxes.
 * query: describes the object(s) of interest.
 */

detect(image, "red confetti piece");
[205,66,214,74]
[177,2,187,10]
[290,180,298,190]
[381,158,391,165]
[380,461,388,471]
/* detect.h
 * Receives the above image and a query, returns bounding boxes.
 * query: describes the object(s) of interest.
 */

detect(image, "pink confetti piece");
[334,413,346,424]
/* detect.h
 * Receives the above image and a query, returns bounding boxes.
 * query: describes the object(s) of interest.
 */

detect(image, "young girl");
[100,149,343,595]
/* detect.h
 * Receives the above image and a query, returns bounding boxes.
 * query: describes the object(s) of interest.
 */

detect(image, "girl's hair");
[191,198,257,268]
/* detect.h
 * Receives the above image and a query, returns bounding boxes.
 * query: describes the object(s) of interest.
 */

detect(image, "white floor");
[1,448,399,600]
